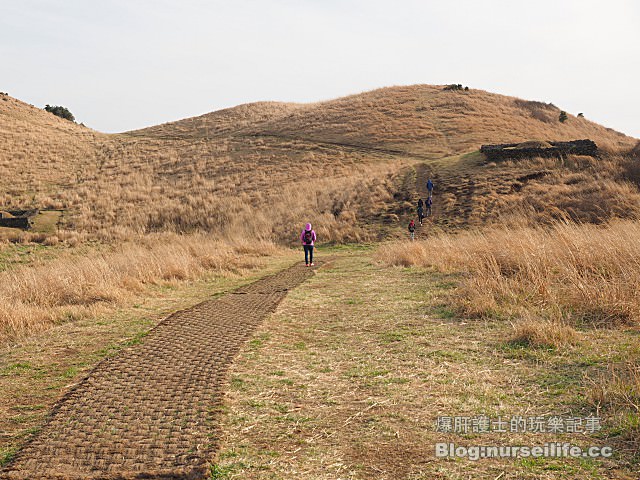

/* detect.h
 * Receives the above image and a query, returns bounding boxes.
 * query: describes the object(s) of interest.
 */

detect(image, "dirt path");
[1,262,321,480]
[412,155,551,236]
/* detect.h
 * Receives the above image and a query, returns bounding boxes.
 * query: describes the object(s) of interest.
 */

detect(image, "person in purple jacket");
[300,222,317,266]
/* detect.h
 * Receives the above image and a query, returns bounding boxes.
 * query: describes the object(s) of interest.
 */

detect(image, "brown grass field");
[1,85,639,477]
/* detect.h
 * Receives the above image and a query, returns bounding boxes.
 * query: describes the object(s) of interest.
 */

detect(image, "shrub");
[44,105,75,122]
[443,84,467,91]
[559,111,568,123]
[577,112,584,118]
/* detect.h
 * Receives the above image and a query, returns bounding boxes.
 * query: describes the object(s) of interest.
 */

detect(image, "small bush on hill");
[559,110,568,123]
[44,105,75,122]
[443,84,468,91]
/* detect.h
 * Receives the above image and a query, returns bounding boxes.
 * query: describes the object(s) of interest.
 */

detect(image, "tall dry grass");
[0,94,415,344]
[379,220,640,326]
[491,153,640,226]
[587,357,640,450]
[0,87,637,344]
[380,220,640,443]
[0,234,281,343]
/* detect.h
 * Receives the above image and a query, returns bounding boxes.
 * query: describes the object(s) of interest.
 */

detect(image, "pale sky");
[2,0,638,138]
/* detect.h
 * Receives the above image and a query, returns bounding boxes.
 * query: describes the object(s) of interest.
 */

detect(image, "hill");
[1,86,640,478]
[0,93,103,208]
[242,85,635,157]
[0,85,637,242]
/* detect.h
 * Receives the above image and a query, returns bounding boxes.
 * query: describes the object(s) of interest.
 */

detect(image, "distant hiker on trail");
[426,178,434,197]
[417,198,424,210]
[417,205,425,225]
[408,219,416,241]
[425,195,433,216]
[300,222,316,266]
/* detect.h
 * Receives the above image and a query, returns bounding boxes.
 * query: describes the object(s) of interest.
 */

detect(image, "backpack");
[304,230,313,245]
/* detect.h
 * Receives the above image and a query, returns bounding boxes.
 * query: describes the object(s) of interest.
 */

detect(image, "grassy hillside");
[245,85,636,157]
[125,101,304,140]
[1,85,636,243]
[0,93,103,209]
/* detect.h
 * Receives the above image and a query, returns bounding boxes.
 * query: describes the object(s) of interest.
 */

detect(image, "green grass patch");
[0,446,18,467]
[379,331,407,343]
[431,304,456,319]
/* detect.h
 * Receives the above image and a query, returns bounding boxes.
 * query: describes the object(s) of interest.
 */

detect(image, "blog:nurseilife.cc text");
[435,442,613,461]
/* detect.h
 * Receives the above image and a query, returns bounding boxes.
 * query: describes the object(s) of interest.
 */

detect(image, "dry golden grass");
[412,150,640,234]
[509,315,580,348]
[589,360,640,413]
[127,101,304,139]
[0,234,281,343]
[0,92,415,343]
[380,221,640,458]
[493,153,640,225]
[249,85,636,157]
[213,251,636,478]
[379,220,640,326]
[0,85,637,345]
[1,85,639,474]
[1,103,408,242]
[587,357,640,451]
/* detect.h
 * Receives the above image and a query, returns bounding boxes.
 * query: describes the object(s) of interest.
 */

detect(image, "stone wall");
[0,209,38,229]
[0,217,32,229]
[480,139,598,162]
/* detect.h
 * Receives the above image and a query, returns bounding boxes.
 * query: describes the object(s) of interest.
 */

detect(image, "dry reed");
[0,234,281,343]
[379,220,640,325]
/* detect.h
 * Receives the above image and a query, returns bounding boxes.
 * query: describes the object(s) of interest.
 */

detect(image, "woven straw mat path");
[2,261,323,480]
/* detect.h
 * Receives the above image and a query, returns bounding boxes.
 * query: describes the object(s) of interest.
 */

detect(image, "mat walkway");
[2,263,319,480]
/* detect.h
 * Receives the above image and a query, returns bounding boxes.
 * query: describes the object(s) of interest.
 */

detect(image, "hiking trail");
[410,154,550,238]
[1,262,322,480]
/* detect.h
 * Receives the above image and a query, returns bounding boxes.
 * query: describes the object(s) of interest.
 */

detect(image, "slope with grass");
[245,85,635,157]
[408,148,640,235]
[0,94,103,210]
[1,85,636,241]
[0,83,638,367]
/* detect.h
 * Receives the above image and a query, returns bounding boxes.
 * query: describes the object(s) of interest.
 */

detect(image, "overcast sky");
[2,0,638,137]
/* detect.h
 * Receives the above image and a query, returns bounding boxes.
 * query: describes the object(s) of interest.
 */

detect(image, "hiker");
[417,205,425,225]
[300,222,316,266]
[426,178,434,197]
[408,219,416,241]
[425,195,433,216]
[417,198,424,210]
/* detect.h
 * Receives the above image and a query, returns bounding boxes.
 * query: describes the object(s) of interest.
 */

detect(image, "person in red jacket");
[408,219,416,241]
[300,222,317,266]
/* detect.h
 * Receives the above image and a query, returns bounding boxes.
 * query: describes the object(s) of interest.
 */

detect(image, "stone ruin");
[480,139,598,162]
[0,209,38,229]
